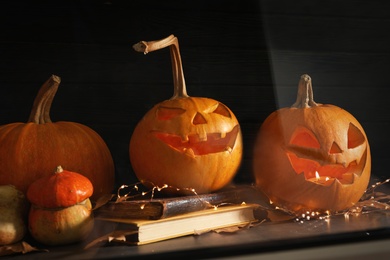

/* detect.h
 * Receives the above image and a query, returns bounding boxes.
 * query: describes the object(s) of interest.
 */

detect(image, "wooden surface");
[6,208,390,259]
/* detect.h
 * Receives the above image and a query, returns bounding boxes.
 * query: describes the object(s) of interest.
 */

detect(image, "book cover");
[94,185,271,220]
[90,203,261,246]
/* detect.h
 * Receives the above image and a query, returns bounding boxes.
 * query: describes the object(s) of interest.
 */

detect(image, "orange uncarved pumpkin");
[253,74,371,213]
[0,76,115,200]
[130,35,243,194]
[27,166,94,246]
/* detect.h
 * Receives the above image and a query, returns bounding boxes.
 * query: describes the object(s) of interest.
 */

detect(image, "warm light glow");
[311,171,330,184]
[288,178,390,223]
[315,171,329,181]
[109,178,390,231]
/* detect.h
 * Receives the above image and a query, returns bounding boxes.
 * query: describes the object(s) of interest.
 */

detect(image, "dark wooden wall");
[0,0,275,189]
[1,0,389,191]
[261,0,390,183]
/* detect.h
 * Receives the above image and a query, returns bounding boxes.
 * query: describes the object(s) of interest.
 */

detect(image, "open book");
[90,203,261,245]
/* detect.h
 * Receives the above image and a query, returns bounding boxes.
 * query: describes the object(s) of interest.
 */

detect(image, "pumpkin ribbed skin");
[0,76,114,200]
[253,75,371,213]
[28,199,94,246]
[27,166,94,246]
[27,166,94,208]
[0,122,114,201]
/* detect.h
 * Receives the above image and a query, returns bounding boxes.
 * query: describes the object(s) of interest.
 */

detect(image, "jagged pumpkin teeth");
[340,173,355,184]
[184,148,196,157]
[197,132,207,141]
[181,134,189,142]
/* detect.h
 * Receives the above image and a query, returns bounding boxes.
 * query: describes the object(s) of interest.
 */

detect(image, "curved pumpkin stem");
[291,74,319,108]
[55,165,64,174]
[133,34,188,99]
[28,75,61,124]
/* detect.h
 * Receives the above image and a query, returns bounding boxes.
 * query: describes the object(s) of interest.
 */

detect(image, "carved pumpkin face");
[253,75,371,213]
[287,117,368,186]
[130,97,243,194]
[130,35,243,194]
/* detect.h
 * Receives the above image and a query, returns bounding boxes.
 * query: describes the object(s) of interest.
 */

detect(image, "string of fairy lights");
[109,178,390,223]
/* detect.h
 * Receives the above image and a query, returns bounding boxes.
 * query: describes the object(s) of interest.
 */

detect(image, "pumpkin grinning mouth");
[152,125,240,156]
[287,150,367,185]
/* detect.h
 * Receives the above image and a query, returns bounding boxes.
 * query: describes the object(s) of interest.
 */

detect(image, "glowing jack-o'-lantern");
[130,35,243,194]
[253,74,371,213]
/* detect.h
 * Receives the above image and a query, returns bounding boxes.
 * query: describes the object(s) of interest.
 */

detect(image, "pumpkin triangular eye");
[348,123,365,149]
[330,141,342,154]
[290,126,320,149]
[193,112,207,125]
[156,106,185,120]
[212,103,231,118]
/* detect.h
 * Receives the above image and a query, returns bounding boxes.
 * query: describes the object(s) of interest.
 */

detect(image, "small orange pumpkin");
[130,35,243,194]
[27,165,94,246]
[0,75,115,200]
[253,74,371,213]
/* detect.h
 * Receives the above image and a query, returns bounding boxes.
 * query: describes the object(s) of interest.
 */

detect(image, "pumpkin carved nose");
[330,141,342,154]
[193,112,207,125]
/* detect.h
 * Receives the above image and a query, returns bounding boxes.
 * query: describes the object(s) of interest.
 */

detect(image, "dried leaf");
[193,229,211,235]
[0,241,48,256]
[267,209,296,222]
[194,221,257,236]
[84,230,138,249]
[214,225,243,233]
[93,194,115,210]
[108,235,126,242]
[216,219,269,233]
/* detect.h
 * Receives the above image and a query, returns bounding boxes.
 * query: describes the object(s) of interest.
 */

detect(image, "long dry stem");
[133,35,188,99]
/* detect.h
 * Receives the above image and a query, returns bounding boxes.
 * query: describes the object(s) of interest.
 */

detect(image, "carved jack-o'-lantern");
[130,35,243,194]
[253,75,371,213]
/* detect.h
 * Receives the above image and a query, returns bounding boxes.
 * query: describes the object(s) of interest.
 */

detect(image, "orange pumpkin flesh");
[27,166,94,246]
[130,35,243,194]
[0,75,115,201]
[253,74,371,213]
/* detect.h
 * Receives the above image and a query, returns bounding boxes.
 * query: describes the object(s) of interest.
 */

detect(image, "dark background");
[1,0,389,192]
[261,0,390,184]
